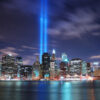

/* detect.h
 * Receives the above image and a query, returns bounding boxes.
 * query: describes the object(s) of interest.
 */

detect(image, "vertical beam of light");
[40,0,44,63]
[44,0,47,52]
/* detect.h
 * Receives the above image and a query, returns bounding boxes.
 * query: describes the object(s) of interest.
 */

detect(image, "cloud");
[22,45,37,50]
[0,47,19,56]
[92,32,100,36]
[0,35,5,40]
[1,0,100,41]
[0,0,39,15]
[0,46,38,65]
[34,53,40,56]
[90,55,100,59]
[23,55,34,65]
[23,53,41,65]
[48,8,100,40]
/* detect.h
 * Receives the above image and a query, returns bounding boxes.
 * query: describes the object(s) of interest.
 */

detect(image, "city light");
[44,0,48,53]
[40,0,44,63]
[0,53,98,81]
[40,0,48,63]
[34,70,39,77]
[53,49,56,54]
[93,62,99,65]
[8,53,12,56]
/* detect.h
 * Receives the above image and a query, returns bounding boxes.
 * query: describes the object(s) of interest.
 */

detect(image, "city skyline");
[0,51,94,81]
[0,0,100,65]
[0,1,100,100]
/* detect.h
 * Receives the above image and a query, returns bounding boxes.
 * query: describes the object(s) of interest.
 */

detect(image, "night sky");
[0,0,100,65]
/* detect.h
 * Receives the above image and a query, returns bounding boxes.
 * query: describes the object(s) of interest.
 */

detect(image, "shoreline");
[0,80,99,82]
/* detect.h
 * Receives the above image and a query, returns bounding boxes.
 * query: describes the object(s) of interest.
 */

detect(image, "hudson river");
[0,81,100,100]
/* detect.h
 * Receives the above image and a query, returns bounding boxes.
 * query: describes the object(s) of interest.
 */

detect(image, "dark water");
[0,81,100,100]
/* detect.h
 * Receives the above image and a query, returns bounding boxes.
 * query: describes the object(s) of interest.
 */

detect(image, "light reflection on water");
[0,81,99,100]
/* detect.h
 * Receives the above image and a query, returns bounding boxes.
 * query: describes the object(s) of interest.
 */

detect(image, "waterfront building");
[2,54,17,79]
[82,61,87,76]
[87,63,91,76]
[69,58,82,76]
[42,53,50,79]
[16,57,23,78]
[50,49,58,79]
[91,62,99,71]
[60,62,67,77]
[61,53,69,64]
[93,70,100,77]
[33,56,41,80]
[20,65,33,80]
[59,53,69,77]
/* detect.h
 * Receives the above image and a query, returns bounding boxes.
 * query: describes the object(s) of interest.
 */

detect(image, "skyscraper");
[16,57,23,78]
[2,54,17,79]
[60,53,69,77]
[33,56,41,80]
[61,53,69,63]
[69,58,82,76]
[42,53,50,78]
[51,49,56,61]
[82,61,87,76]
[50,49,58,80]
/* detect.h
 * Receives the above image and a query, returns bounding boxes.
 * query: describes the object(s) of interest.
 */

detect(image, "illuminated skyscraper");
[2,54,17,79]
[40,0,48,63]
[16,57,23,78]
[69,58,82,76]
[87,63,91,76]
[60,53,69,76]
[50,49,58,79]
[42,53,50,78]
[91,62,99,71]
[51,49,56,61]
[82,61,87,76]
[61,53,69,63]
[33,56,41,80]
[20,65,33,80]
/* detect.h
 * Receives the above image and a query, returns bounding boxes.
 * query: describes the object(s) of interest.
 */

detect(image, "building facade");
[2,54,17,79]
[42,53,50,79]
[69,58,82,76]
[33,56,41,80]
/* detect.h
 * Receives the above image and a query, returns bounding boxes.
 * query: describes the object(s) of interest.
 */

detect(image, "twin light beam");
[40,0,48,63]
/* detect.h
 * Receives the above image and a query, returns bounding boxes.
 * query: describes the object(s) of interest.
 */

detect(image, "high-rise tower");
[42,53,50,78]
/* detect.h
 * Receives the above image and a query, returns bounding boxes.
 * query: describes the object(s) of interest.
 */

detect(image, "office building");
[42,53,50,79]
[69,58,82,76]
[33,56,41,80]
[20,65,33,80]
[50,49,58,79]
[61,53,69,63]
[16,56,23,78]
[2,54,17,79]
[82,61,87,76]
[87,63,91,76]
